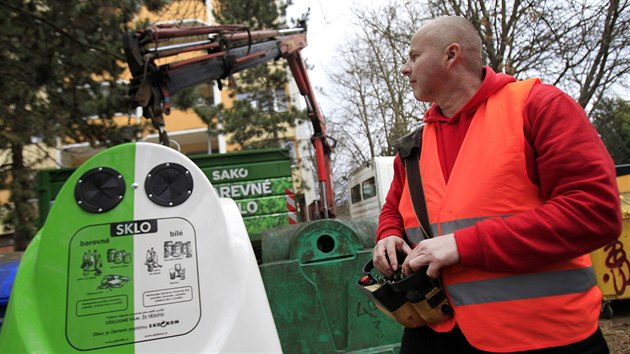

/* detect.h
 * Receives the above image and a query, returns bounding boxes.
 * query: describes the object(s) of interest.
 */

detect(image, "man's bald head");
[415,16,482,71]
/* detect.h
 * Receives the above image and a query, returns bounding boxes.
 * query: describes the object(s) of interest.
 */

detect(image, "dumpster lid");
[0,252,22,305]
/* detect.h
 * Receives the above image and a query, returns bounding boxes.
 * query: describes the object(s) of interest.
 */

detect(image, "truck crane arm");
[123,23,335,218]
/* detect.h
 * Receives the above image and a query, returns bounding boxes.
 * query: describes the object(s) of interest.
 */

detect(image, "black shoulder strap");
[395,125,434,240]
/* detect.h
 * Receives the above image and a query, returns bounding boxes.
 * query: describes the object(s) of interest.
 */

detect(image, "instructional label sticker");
[144,286,194,307]
[77,295,128,317]
[66,218,200,350]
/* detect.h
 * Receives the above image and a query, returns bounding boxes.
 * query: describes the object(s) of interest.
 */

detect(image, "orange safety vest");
[398,79,602,352]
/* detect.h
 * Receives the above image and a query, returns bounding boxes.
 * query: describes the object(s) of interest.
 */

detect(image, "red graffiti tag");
[602,240,630,296]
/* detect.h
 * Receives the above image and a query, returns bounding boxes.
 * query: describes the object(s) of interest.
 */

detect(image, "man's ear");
[445,43,461,67]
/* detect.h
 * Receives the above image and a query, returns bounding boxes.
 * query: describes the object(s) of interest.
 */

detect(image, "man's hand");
[402,233,460,278]
[372,236,412,278]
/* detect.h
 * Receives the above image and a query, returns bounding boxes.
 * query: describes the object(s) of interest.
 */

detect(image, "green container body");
[1,144,138,353]
[235,195,292,217]
[260,219,403,353]
[36,167,75,227]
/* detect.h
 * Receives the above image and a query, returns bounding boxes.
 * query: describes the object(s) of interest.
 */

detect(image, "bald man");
[372,16,619,353]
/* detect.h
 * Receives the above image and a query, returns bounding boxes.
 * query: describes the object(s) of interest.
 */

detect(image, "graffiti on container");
[356,301,382,329]
[602,240,630,295]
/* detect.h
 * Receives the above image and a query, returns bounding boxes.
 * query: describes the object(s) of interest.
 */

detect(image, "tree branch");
[0,3,125,61]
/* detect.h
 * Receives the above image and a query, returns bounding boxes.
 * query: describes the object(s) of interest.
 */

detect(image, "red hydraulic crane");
[123,22,335,218]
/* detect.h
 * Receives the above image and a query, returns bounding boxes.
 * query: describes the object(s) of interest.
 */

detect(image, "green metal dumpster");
[260,219,403,353]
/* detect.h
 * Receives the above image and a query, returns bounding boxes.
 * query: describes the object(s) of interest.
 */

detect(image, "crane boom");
[123,23,335,218]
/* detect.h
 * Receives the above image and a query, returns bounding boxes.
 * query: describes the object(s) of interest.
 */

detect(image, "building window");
[236,89,288,112]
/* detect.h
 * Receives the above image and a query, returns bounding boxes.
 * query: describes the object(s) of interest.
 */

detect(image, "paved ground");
[600,299,630,354]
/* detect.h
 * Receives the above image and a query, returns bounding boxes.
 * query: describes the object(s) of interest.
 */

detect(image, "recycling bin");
[590,166,630,317]
[0,142,281,353]
[0,252,21,331]
[260,218,403,353]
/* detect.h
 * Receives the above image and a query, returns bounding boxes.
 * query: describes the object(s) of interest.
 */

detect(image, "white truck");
[348,156,396,220]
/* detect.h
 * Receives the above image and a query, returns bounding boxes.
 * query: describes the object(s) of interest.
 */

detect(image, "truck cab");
[348,156,395,220]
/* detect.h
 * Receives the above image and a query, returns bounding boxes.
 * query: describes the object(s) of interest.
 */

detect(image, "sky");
[285,0,388,114]
[286,0,356,85]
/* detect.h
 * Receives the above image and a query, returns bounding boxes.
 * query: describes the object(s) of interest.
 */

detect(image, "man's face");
[401,30,446,102]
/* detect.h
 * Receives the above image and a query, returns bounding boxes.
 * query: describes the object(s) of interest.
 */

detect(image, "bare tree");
[428,0,629,112]
[326,1,427,181]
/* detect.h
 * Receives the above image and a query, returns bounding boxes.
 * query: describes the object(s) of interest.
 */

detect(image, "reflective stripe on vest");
[397,79,602,352]
[449,266,596,306]
[405,215,509,244]
[407,216,597,304]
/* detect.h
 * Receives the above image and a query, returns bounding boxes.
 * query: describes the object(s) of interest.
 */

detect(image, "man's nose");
[401,62,411,76]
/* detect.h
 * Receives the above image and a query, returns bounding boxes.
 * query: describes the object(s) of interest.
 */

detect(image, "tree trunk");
[10,143,36,251]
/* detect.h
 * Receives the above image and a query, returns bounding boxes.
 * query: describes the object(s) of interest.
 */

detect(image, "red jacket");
[376,67,621,272]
